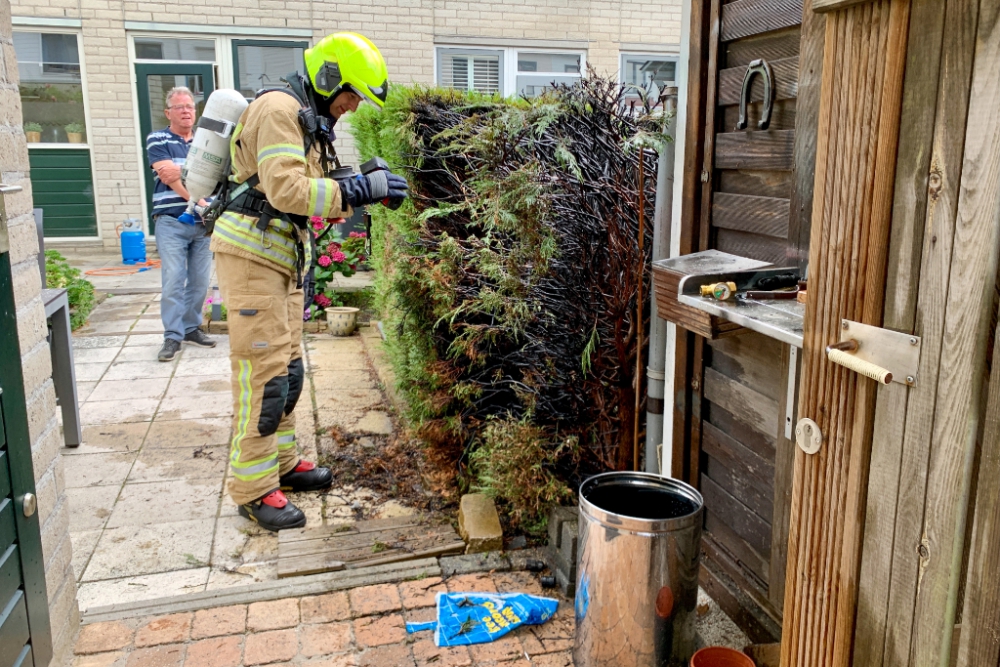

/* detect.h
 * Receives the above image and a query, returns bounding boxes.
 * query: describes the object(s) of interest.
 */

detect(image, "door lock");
[21,493,37,518]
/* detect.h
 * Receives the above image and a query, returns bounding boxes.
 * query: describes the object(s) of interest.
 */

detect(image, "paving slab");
[131,319,165,333]
[125,334,169,347]
[75,362,111,383]
[73,347,121,364]
[127,446,227,484]
[77,568,211,612]
[71,530,103,581]
[88,378,171,402]
[181,341,230,359]
[83,520,216,581]
[66,485,121,531]
[103,360,177,381]
[174,356,231,377]
[71,423,151,455]
[73,335,127,349]
[163,374,230,398]
[157,393,232,421]
[106,479,222,528]
[81,399,161,426]
[114,345,164,362]
[77,381,98,402]
[63,451,138,488]
[144,418,232,449]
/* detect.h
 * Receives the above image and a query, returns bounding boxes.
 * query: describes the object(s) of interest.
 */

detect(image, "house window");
[436,46,585,98]
[133,37,215,62]
[620,53,677,101]
[233,40,308,98]
[13,31,87,144]
[437,48,503,94]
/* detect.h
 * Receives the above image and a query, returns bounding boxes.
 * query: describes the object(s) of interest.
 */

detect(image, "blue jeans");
[156,215,212,342]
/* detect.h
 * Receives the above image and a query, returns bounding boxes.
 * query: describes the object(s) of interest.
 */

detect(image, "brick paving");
[71,572,575,666]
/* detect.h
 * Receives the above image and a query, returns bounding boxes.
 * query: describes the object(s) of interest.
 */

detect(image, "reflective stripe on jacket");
[210,89,352,275]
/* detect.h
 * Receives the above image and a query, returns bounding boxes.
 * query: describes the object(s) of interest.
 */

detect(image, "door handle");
[21,493,37,518]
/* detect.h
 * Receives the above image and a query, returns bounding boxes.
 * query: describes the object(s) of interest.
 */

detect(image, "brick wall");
[9,0,680,247]
[0,0,80,662]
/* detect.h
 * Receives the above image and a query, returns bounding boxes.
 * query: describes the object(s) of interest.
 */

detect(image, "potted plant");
[24,122,42,143]
[306,220,368,334]
[64,123,85,143]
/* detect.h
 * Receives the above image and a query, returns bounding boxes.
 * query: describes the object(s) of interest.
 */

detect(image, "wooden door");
[676,0,818,641]
[0,191,52,667]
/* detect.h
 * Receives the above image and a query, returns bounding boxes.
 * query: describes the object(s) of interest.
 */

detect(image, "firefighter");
[210,32,407,531]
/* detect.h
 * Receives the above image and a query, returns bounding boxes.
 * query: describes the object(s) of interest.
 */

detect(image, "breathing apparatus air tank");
[177,89,249,224]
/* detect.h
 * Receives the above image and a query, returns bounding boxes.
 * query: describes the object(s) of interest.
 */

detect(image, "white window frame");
[619,52,679,98]
[12,26,102,241]
[434,45,587,98]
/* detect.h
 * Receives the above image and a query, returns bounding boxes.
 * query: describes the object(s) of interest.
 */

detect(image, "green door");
[134,63,215,235]
[0,192,52,667]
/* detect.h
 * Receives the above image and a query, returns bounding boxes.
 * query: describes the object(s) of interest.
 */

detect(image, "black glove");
[336,171,409,209]
[303,267,316,306]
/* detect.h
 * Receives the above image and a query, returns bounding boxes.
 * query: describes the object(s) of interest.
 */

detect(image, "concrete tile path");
[70,572,576,667]
[67,289,400,615]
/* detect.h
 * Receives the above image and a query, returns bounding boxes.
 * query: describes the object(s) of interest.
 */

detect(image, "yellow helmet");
[305,32,388,108]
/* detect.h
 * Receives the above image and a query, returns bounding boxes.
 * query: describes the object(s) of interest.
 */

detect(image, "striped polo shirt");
[146,127,192,219]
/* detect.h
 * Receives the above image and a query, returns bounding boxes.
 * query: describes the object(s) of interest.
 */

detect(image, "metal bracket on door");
[736,59,776,131]
[826,320,921,386]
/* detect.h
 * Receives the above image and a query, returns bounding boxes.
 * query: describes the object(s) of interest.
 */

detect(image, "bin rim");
[578,471,704,533]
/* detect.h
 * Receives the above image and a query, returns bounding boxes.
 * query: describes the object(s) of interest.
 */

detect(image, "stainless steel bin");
[574,472,704,667]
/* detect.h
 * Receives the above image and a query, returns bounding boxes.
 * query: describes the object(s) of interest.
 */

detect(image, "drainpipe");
[645,89,678,474]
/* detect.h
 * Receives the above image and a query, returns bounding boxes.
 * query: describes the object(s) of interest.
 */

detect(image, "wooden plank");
[812,0,869,12]
[700,0,725,254]
[721,0,805,42]
[705,453,774,519]
[708,401,777,461]
[780,3,912,666]
[718,56,800,106]
[279,533,465,578]
[673,0,712,482]
[726,28,802,69]
[710,332,786,400]
[712,192,790,239]
[704,366,780,437]
[852,0,954,665]
[722,100,798,133]
[279,516,427,544]
[786,0,826,272]
[910,0,1000,662]
[702,473,772,557]
[702,523,770,599]
[769,344,800,616]
[703,420,776,486]
[718,169,794,199]
[957,332,1000,664]
[700,559,781,644]
[715,229,788,265]
[715,130,796,171]
[279,524,458,557]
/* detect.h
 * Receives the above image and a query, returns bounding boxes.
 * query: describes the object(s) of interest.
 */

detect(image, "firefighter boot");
[238,489,306,532]
[279,460,333,492]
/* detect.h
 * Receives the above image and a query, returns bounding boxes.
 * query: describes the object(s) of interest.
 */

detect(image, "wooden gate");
[673,0,821,641]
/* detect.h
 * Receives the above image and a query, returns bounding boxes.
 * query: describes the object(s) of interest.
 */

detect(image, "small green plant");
[45,250,95,330]
[64,122,84,134]
[372,540,388,553]
[24,122,42,133]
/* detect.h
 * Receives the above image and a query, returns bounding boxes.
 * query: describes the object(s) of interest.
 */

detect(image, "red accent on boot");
[294,460,316,473]
[260,490,289,508]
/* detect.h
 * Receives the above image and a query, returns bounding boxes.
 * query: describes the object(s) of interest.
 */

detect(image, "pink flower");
[310,216,323,223]
[348,231,367,238]
[331,250,346,263]
[317,255,332,267]
[312,220,325,231]
[327,242,341,253]
[314,293,331,308]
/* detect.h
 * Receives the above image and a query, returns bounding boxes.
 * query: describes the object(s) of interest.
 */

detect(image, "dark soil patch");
[317,425,458,516]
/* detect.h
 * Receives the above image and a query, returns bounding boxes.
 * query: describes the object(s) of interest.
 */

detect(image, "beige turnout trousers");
[216,251,305,504]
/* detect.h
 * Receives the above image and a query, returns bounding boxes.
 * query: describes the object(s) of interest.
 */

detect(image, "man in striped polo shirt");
[147,86,216,362]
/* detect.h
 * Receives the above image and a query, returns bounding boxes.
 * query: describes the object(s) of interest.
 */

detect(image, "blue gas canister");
[120,218,146,265]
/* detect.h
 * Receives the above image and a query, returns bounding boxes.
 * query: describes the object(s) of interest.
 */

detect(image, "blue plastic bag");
[405,592,559,647]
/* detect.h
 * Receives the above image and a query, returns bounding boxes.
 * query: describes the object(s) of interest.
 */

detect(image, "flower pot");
[25,131,41,143]
[327,307,360,336]
[689,647,756,667]
[66,132,84,144]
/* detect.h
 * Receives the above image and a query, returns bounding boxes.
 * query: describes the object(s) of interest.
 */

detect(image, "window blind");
[440,53,501,93]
